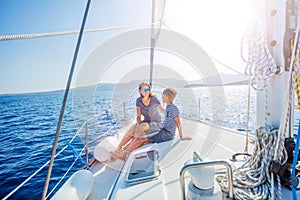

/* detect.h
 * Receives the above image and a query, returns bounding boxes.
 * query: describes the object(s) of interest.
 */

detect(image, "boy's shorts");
[148,121,162,132]
[145,128,175,143]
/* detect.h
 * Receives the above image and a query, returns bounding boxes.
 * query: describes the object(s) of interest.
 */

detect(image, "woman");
[112,82,164,158]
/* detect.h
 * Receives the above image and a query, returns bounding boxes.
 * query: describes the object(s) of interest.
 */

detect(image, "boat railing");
[45,106,128,198]
[2,117,91,200]
[45,147,85,199]
[50,104,128,197]
[179,151,233,200]
[3,104,127,200]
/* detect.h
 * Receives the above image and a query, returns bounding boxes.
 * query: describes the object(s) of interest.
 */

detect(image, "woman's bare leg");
[115,137,150,160]
[133,122,149,139]
[112,123,150,160]
[124,137,150,152]
[116,124,137,149]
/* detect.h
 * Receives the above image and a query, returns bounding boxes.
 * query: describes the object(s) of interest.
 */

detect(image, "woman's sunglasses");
[142,88,150,93]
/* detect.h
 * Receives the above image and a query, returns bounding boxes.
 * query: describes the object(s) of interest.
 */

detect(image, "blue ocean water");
[0,85,298,199]
[0,89,124,199]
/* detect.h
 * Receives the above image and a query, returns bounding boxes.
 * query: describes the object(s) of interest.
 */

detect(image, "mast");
[149,0,165,86]
[256,0,300,138]
[256,0,288,131]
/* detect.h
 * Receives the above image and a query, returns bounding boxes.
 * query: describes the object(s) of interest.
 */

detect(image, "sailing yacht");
[2,0,300,199]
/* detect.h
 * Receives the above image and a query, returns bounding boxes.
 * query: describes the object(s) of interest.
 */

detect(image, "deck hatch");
[125,150,160,185]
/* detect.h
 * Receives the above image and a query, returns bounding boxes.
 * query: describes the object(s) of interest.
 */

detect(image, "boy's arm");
[174,117,192,140]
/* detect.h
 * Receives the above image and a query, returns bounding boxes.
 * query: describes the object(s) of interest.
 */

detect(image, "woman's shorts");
[146,128,175,143]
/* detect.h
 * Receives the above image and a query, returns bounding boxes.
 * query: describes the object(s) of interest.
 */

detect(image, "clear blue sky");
[0,0,251,94]
[0,0,153,94]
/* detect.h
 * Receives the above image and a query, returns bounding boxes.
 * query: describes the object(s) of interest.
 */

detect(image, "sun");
[163,0,253,74]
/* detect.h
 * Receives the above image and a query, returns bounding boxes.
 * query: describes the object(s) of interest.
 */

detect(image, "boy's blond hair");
[163,88,177,102]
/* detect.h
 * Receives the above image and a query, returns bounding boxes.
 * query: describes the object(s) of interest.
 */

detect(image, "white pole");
[257,0,286,129]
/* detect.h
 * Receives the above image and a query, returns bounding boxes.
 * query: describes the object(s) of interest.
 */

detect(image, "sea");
[0,85,299,199]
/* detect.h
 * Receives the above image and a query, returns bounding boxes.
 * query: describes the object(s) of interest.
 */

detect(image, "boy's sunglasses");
[142,88,151,93]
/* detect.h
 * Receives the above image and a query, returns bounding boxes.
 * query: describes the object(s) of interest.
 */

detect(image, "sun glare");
[164,0,253,74]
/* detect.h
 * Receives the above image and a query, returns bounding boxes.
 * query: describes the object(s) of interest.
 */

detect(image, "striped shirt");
[162,103,179,134]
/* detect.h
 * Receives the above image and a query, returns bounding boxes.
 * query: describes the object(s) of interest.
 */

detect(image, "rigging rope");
[244,77,251,153]
[294,35,300,109]
[291,120,300,200]
[290,26,300,200]
[242,0,277,90]
[296,71,300,109]
[68,143,91,171]
[217,0,296,199]
[264,81,270,127]
[0,24,154,41]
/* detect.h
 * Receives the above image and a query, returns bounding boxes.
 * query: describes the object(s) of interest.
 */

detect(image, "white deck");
[87,117,299,200]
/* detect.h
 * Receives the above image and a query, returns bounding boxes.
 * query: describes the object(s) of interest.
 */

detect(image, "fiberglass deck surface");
[108,118,251,200]
[89,118,299,200]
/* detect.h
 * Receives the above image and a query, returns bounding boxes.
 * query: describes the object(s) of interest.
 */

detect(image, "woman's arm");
[136,106,141,124]
[174,117,192,140]
[158,105,165,113]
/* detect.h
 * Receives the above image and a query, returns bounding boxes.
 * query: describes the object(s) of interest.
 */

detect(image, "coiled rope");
[293,36,300,109]
[220,13,299,200]
[68,143,91,171]
[217,127,287,200]
[241,0,277,91]
[217,0,296,199]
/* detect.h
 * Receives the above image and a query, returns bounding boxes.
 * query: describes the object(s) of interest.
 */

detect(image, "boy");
[112,87,191,160]
[146,87,192,142]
